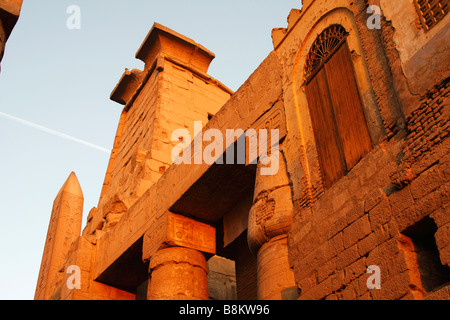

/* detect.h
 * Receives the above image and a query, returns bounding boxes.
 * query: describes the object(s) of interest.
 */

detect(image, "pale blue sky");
[0,0,301,300]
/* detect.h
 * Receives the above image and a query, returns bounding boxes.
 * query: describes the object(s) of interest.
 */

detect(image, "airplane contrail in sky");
[0,111,111,154]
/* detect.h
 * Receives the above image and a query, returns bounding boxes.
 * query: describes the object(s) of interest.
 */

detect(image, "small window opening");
[400,217,450,294]
[414,0,449,31]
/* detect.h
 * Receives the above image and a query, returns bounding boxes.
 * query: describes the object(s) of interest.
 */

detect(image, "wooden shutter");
[306,41,372,189]
[325,43,372,170]
[306,68,347,189]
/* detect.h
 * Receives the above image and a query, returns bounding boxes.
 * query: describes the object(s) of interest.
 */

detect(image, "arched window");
[305,25,372,189]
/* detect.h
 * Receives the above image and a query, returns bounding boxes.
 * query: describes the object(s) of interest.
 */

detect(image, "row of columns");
[146,157,296,300]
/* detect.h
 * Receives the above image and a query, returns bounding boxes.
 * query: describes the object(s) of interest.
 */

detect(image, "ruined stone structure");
[36,0,449,300]
[0,0,22,72]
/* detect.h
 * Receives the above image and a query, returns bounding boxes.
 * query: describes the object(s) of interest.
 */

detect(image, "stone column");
[257,235,295,300]
[147,247,209,300]
[143,212,216,300]
[248,157,297,300]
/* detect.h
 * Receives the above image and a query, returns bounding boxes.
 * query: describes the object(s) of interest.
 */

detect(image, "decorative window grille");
[304,24,348,82]
[414,0,449,30]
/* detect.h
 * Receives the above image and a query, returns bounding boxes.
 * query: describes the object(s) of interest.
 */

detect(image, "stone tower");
[35,23,233,300]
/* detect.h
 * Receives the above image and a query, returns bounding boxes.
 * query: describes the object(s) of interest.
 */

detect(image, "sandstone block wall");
[275,0,450,300]
[207,256,237,300]
[287,77,449,300]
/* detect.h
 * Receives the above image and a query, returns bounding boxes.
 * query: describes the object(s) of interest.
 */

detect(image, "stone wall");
[207,256,237,300]
[403,78,450,165]
[273,0,450,300]
[287,76,449,299]
[288,134,450,299]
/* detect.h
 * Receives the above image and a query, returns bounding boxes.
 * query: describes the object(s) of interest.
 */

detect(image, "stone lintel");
[135,22,215,74]
[142,212,216,261]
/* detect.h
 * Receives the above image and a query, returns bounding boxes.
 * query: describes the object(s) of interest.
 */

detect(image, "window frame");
[304,25,373,190]
[413,0,449,31]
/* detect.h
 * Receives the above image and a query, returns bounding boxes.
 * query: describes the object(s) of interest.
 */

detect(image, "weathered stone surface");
[207,256,237,300]
[35,172,84,300]
[257,236,296,300]
[148,247,208,300]
[35,1,449,301]
[92,47,283,283]
[136,23,216,74]
[142,212,216,261]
